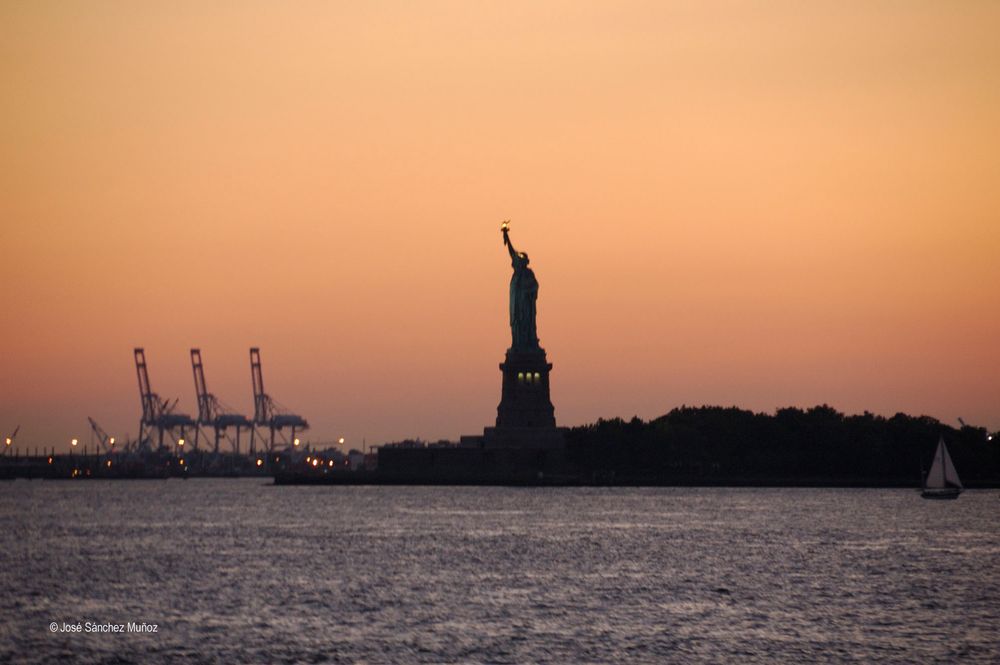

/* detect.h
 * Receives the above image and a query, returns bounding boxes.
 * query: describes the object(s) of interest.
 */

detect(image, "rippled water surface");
[1,481,998,663]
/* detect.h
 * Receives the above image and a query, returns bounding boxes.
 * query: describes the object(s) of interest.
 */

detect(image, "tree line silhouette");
[565,406,1000,486]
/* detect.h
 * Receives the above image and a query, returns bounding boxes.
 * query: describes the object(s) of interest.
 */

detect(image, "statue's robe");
[509,254,539,350]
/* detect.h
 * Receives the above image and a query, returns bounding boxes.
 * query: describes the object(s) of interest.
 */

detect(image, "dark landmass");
[6,405,996,487]
[564,405,999,487]
[277,405,1000,487]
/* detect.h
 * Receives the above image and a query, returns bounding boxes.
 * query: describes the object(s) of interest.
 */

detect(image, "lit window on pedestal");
[533,372,541,382]
[517,372,525,383]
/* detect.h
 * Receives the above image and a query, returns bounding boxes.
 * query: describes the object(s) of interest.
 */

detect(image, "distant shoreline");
[272,472,1000,489]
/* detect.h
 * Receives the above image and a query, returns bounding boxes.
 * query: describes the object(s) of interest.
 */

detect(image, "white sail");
[942,439,963,489]
[925,437,946,489]
[925,437,962,490]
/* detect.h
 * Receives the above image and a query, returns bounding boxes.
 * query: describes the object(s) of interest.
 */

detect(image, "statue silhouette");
[502,223,540,351]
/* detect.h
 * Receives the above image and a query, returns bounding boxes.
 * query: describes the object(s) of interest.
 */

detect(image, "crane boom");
[4,424,18,453]
[191,348,213,423]
[250,347,268,424]
[87,417,116,454]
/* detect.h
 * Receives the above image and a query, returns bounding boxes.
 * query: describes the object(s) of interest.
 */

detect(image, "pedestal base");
[482,426,566,450]
[496,348,555,428]
[456,346,565,453]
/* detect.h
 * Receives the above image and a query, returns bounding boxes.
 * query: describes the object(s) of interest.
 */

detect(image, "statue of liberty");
[501,221,540,351]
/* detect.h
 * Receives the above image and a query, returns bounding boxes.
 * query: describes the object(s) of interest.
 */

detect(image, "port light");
[4,438,10,446]
[338,437,345,445]
[293,438,301,447]
[71,438,78,447]
[178,439,185,447]
[311,458,319,467]
[106,460,112,468]
[256,459,263,467]
[109,437,115,445]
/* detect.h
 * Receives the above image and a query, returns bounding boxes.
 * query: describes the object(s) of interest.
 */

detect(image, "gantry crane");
[191,348,252,454]
[249,347,309,453]
[134,348,196,451]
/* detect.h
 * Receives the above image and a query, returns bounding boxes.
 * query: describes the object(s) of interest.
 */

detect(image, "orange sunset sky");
[2,2,999,453]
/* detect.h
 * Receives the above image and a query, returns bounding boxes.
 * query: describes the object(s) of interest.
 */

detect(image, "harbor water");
[1,481,998,663]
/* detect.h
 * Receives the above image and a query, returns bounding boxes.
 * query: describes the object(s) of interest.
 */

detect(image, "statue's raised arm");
[501,220,517,260]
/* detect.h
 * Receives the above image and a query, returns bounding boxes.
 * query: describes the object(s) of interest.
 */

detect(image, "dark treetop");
[566,405,1000,486]
[502,223,540,351]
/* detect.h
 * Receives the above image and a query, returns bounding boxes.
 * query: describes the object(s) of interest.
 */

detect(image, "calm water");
[0,481,998,663]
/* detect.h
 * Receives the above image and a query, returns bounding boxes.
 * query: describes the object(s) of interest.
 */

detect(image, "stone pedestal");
[457,347,564,450]
[496,348,555,428]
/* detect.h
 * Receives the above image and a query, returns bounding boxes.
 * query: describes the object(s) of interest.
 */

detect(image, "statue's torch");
[501,220,510,246]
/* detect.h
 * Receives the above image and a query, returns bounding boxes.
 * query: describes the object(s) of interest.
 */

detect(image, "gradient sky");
[2,1,999,453]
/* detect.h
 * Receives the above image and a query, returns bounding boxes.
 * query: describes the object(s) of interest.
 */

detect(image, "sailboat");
[921,436,963,499]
